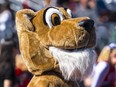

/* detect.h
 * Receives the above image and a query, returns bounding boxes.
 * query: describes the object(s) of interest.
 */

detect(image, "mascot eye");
[51,13,61,26]
[44,7,63,28]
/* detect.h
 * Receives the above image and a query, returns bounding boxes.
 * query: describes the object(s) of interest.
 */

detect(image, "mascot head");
[16,7,96,81]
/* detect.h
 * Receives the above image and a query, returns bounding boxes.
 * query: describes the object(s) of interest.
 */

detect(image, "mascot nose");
[78,19,94,32]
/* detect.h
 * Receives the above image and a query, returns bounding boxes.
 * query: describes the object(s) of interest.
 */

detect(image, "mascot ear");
[16,9,36,32]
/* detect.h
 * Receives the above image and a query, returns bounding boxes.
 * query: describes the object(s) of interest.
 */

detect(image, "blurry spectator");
[22,0,45,11]
[75,0,99,24]
[15,54,32,87]
[0,0,18,87]
[43,0,57,7]
[0,44,15,87]
[0,0,18,47]
[97,0,116,22]
[110,24,116,43]
[16,70,32,87]
[85,43,116,87]
[56,0,70,7]
[56,0,79,17]
[95,25,110,51]
[96,0,109,17]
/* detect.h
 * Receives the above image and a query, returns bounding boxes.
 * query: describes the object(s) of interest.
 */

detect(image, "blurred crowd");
[0,0,116,87]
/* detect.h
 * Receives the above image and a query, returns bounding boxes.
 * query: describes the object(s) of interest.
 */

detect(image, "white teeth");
[49,47,96,80]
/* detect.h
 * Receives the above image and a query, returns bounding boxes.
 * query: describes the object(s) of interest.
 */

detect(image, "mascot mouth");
[49,47,96,80]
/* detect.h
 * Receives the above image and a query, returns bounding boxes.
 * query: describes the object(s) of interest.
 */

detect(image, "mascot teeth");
[49,47,96,80]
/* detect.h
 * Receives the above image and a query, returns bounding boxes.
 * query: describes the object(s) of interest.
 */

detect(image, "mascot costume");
[16,7,96,87]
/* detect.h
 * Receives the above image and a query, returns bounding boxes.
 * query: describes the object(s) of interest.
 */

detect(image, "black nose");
[78,19,94,32]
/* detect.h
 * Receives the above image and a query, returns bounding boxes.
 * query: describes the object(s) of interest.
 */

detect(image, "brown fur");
[16,7,96,87]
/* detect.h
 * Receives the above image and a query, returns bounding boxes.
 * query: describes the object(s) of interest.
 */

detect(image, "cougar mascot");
[16,7,96,87]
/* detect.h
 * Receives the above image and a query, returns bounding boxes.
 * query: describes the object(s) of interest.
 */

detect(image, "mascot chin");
[16,7,96,87]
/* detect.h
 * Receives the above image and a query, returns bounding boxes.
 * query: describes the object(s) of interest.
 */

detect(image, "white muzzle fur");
[49,47,96,81]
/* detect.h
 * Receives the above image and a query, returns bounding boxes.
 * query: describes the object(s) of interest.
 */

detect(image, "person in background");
[0,0,17,87]
[75,0,98,23]
[0,43,15,87]
[85,43,116,87]
[0,0,16,42]
[43,0,57,7]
